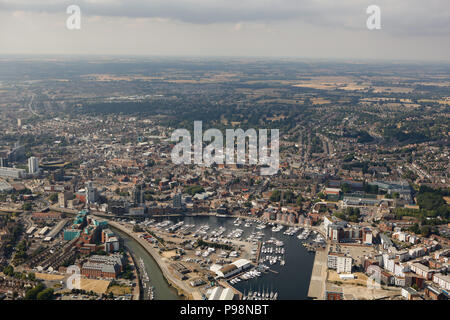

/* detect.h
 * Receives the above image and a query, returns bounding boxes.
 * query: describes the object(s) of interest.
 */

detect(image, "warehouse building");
[81,254,123,279]
[0,167,26,179]
[208,287,235,300]
[214,259,252,278]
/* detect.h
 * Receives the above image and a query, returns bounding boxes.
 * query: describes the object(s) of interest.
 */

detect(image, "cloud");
[0,0,449,60]
[0,0,449,36]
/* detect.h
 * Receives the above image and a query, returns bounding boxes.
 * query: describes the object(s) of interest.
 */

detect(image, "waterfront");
[153,215,316,300]
[112,227,180,300]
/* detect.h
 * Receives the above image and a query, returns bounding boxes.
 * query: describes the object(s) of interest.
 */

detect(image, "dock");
[255,241,262,263]
[125,250,141,300]
[307,243,329,300]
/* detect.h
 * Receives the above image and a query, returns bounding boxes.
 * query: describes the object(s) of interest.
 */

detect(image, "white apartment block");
[28,156,39,174]
[327,253,338,269]
[394,263,410,277]
[401,287,418,300]
[337,256,352,274]
[396,251,409,262]
[363,232,373,244]
[409,247,426,259]
[328,253,352,274]
[433,273,450,291]
[434,249,450,261]
[383,253,395,273]
[410,262,434,280]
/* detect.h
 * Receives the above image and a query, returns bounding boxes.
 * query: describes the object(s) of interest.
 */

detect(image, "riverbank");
[107,220,197,299]
[112,227,180,300]
[124,249,141,300]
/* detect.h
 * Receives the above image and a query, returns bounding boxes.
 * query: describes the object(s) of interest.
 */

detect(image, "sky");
[0,0,449,61]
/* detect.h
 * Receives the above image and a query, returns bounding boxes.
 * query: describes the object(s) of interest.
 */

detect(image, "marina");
[242,288,279,301]
[137,215,316,300]
[138,257,156,300]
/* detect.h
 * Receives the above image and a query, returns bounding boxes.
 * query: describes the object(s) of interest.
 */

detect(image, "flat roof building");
[209,287,235,300]
[0,167,26,179]
[214,259,252,278]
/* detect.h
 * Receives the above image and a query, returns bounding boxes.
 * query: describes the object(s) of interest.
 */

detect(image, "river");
[112,227,180,300]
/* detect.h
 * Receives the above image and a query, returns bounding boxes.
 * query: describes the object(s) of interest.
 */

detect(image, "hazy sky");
[0,0,449,60]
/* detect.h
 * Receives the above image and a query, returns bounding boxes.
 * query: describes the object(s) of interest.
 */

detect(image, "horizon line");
[0,54,450,65]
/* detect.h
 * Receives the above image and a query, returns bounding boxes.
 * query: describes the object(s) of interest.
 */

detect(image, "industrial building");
[208,287,235,300]
[213,259,252,278]
[0,167,26,179]
[81,254,123,279]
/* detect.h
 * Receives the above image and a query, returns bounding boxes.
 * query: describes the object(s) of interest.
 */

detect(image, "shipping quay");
[307,243,329,300]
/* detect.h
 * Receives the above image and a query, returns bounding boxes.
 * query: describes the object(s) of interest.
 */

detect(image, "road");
[27,94,39,116]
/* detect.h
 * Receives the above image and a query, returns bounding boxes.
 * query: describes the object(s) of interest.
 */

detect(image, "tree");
[3,265,14,277]
[49,193,58,203]
[144,193,154,201]
[409,223,420,234]
[417,192,445,211]
[283,190,295,203]
[25,283,45,300]
[335,207,361,223]
[296,195,303,207]
[341,183,350,194]
[420,225,431,237]
[184,185,205,196]
[270,190,281,202]
[37,288,54,300]
[343,154,354,162]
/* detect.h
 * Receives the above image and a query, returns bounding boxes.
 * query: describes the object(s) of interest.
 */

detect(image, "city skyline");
[0,0,449,306]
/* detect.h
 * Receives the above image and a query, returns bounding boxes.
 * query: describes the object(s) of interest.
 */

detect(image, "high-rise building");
[327,252,353,274]
[173,193,183,208]
[17,118,22,127]
[58,191,74,208]
[28,156,39,174]
[132,183,144,206]
[85,181,97,204]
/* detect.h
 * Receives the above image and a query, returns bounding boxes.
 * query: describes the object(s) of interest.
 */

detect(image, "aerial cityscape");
[0,0,449,307]
[0,57,448,302]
